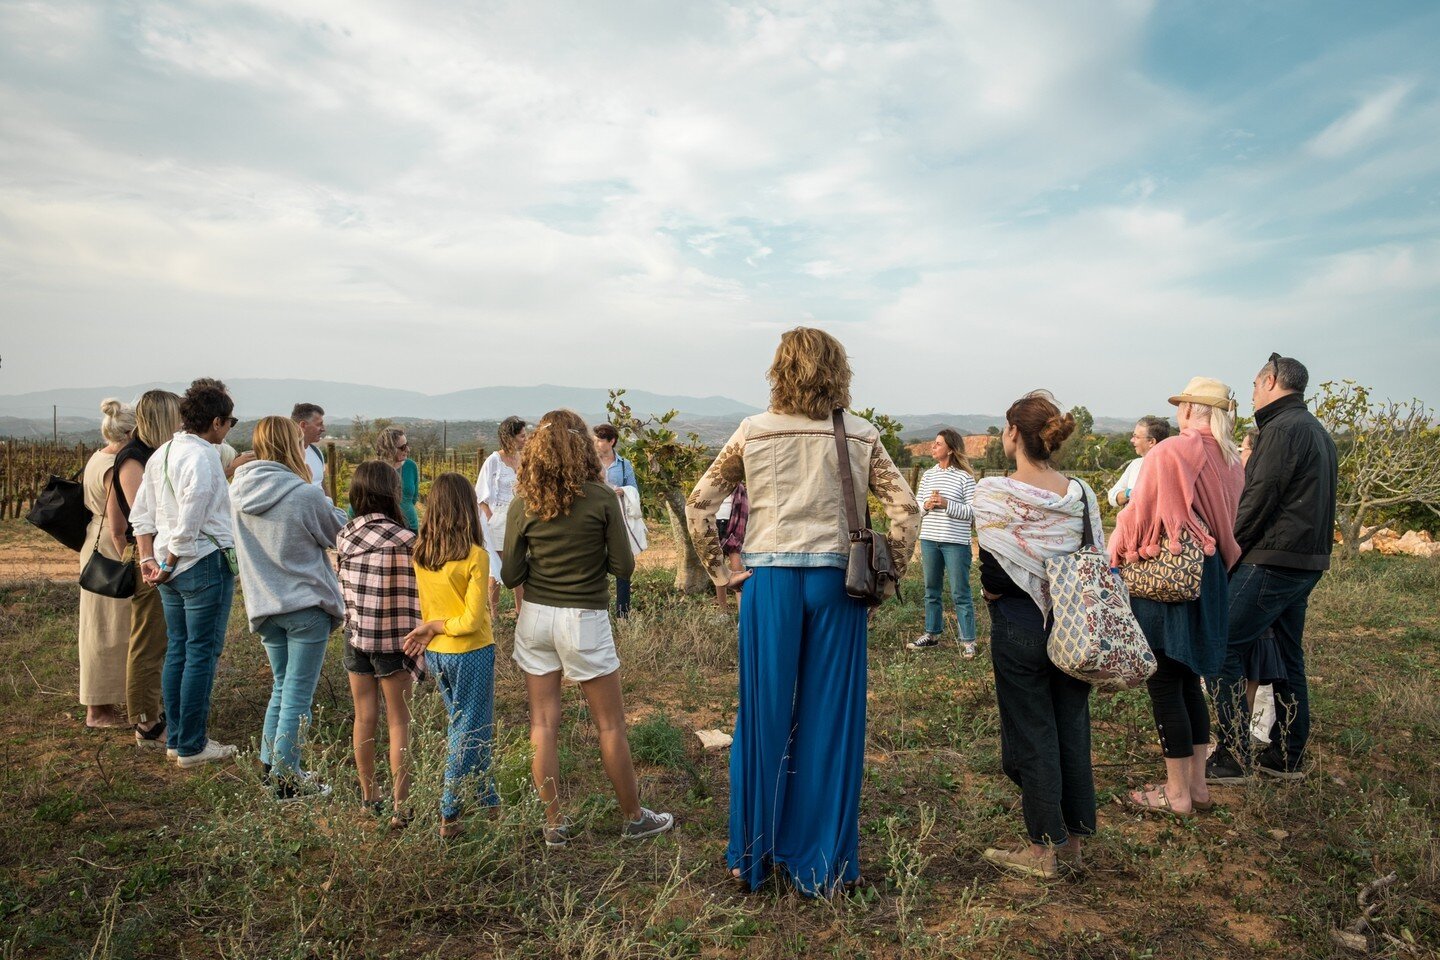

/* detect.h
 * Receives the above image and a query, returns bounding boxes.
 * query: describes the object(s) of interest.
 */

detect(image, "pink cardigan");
[1108,427,1244,570]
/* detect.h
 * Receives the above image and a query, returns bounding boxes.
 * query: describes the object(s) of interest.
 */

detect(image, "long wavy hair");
[935,428,973,476]
[251,416,310,481]
[414,473,484,570]
[767,326,852,421]
[515,409,601,521]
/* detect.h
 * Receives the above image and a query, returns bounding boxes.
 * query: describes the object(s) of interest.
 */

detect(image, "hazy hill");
[0,379,760,423]
[0,380,1146,445]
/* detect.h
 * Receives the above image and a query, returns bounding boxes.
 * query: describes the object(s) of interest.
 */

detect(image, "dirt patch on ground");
[0,522,74,583]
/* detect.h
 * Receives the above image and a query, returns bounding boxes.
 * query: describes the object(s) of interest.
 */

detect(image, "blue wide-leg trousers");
[727,566,868,896]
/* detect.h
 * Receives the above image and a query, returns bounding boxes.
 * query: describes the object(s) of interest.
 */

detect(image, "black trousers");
[1146,651,1209,759]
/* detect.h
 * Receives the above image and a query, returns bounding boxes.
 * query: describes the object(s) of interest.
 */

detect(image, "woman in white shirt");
[477,416,527,620]
[909,430,979,656]
[130,379,240,769]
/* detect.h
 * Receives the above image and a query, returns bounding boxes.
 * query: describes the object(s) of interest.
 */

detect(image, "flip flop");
[1121,784,1193,820]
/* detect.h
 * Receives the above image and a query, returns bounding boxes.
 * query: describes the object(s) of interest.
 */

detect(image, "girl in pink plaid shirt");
[338,462,422,828]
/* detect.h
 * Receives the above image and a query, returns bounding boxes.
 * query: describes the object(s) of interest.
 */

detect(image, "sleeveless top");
[112,436,157,539]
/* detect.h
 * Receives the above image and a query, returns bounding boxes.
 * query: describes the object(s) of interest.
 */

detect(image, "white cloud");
[0,0,1435,414]
[1306,79,1415,158]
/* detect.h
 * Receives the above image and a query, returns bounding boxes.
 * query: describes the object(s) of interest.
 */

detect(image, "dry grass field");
[1,518,1437,959]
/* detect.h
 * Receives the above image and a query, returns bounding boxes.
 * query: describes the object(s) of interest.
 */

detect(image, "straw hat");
[1168,376,1237,413]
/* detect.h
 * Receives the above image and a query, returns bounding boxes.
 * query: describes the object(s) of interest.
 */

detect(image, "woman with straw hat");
[1108,376,1244,817]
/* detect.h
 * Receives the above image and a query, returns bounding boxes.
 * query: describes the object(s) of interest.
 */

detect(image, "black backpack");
[26,473,92,552]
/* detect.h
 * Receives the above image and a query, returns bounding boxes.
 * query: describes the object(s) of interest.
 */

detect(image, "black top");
[112,436,156,539]
[1235,393,1338,571]
[979,546,1045,634]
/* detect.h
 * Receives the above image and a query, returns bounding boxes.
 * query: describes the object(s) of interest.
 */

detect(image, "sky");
[1,0,1437,417]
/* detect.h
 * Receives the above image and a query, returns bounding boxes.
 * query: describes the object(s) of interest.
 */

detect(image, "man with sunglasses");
[1208,353,1337,784]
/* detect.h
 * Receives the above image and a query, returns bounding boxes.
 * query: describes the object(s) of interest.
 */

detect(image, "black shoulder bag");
[831,409,897,606]
[26,472,92,552]
[79,474,137,599]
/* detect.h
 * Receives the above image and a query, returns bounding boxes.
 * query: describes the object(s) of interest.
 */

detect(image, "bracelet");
[139,557,157,566]
[159,561,173,573]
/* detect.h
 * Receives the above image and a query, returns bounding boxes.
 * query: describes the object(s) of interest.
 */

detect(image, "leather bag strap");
[831,409,862,537]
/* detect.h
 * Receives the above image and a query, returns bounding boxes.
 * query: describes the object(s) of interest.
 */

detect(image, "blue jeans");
[1213,563,1324,767]
[921,539,976,641]
[425,646,498,819]
[988,602,1095,846]
[256,606,333,776]
[157,551,236,758]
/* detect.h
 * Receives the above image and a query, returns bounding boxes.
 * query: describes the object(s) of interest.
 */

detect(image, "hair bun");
[100,398,123,417]
[1039,412,1076,455]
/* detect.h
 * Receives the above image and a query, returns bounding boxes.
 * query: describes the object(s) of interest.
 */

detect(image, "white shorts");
[513,602,620,682]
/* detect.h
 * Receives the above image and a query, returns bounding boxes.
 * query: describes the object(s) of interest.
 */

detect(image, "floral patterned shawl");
[972,476,1105,617]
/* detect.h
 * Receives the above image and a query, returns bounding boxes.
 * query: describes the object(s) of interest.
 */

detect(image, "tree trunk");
[661,486,710,594]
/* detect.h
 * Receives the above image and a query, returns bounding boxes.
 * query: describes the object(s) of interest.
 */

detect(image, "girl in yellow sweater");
[402,473,495,838]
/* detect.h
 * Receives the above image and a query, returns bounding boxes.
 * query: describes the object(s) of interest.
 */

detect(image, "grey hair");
[1263,353,1309,394]
[1136,415,1172,445]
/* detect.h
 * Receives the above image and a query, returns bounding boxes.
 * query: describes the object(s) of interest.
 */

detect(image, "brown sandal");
[1121,785,1193,820]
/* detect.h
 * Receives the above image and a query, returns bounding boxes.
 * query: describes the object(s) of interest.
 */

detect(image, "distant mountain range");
[0,379,760,422]
[0,379,1144,444]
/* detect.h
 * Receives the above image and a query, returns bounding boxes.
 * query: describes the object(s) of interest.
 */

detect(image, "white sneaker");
[166,747,178,760]
[176,740,238,768]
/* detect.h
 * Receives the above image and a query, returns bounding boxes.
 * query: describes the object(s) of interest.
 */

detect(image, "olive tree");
[605,389,712,593]
[1313,380,1440,556]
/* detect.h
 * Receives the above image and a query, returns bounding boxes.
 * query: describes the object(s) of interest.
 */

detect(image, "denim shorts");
[343,644,416,679]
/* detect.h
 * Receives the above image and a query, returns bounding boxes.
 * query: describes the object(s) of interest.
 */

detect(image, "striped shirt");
[916,465,976,544]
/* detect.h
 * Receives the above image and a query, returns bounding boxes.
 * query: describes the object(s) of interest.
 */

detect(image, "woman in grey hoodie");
[231,416,348,800]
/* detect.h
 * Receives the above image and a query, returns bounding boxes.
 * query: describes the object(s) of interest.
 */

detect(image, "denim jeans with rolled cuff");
[921,539,976,641]
[157,551,236,758]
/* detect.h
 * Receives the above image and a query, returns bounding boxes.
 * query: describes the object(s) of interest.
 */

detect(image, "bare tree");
[1313,380,1440,556]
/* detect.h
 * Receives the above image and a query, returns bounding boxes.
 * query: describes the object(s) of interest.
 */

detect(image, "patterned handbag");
[1119,520,1207,603]
[1045,483,1156,691]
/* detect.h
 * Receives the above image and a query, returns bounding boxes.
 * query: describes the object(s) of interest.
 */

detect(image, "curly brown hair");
[767,326,852,421]
[515,409,602,521]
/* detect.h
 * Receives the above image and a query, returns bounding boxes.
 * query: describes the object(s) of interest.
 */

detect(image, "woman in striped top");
[909,429,979,657]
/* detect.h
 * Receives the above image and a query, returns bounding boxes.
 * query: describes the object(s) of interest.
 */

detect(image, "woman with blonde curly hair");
[500,409,673,846]
[686,327,919,896]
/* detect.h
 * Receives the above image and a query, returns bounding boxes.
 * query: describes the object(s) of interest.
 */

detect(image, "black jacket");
[1234,393,1338,570]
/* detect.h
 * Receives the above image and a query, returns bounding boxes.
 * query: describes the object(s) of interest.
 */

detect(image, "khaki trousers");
[126,561,168,724]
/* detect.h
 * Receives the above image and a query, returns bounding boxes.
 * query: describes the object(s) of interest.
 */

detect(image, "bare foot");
[86,706,127,728]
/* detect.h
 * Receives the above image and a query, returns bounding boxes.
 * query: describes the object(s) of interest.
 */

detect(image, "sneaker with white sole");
[621,807,675,841]
[274,771,333,803]
[961,642,978,659]
[907,633,940,651]
[175,740,237,768]
[543,818,575,848]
